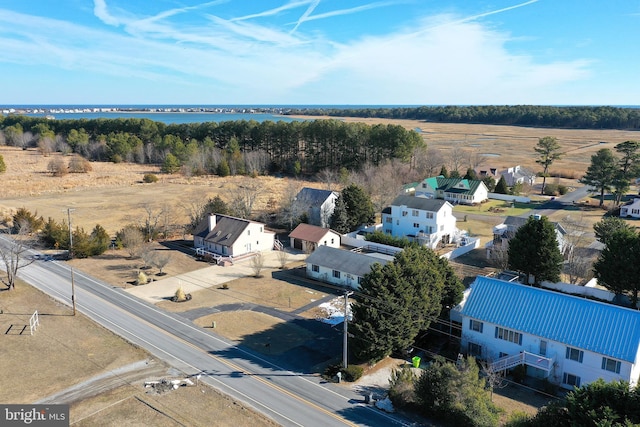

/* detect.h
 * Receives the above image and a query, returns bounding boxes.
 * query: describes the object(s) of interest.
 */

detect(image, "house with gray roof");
[381,195,458,249]
[500,165,536,187]
[459,276,640,389]
[305,245,392,289]
[488,215,567,257]
[293,187,339,228]
[194,214,275,259]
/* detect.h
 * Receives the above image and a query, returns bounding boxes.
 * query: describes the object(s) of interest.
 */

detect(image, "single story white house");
[620,198,640,219]
[415,176,489,205]
[193,214,275,259]
[305,245,393,289]
[458,276,640,390]
[289,223,341,253]
[381,195,458,249]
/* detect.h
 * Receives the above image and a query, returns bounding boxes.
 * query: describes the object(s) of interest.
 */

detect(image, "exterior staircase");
[490,351,553,374]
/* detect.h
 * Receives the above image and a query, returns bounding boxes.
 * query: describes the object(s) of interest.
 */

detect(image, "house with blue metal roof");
[459,276,640,389]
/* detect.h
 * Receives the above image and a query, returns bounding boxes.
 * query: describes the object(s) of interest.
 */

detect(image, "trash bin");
[412,356,421,368]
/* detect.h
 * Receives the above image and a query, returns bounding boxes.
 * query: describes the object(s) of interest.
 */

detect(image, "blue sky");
[0,0,638,105]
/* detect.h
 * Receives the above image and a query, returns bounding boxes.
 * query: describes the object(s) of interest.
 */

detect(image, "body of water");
[0,104,420,125]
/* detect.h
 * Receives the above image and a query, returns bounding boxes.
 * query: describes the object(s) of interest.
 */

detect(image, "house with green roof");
[416,176,488,205]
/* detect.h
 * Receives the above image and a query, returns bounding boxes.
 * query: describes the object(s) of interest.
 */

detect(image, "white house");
[500,165,536,187]
[305,245,393,289]
[293,187,339,228]
[620,198,640,219]
[193,214,275,259]
[459,276,640,390]
[486,215,567,258]
[415,176,489,205]
[289,223,341,253]
[381,195,458,249]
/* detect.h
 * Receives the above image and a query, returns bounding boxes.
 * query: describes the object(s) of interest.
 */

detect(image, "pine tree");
[494,175,509,194]
[329,196,349,234]
[439,165,449,178]
[508,215,563,284]
[217,158,230,177]
[0,154,6,173]
[579,148,618,206]
[351,246,459,363]
[161,153,181,174]
[464,168,477,180]
[593,229,640,306]
[341,184,375,231]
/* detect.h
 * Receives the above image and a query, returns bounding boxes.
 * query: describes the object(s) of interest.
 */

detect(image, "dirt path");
[35,359,168,404]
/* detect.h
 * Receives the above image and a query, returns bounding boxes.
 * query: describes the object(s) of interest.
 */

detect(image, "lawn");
[454,199,542,217]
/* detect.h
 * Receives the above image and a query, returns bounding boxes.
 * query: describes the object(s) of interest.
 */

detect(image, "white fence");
[487,193,531,203]
[29,310,39,335]
[540,280,616,302]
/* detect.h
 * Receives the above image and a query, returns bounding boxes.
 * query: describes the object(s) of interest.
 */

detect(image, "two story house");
[293,187,339,228]
[500,165,536,187]
[459,276,640,389]
[194,214,275,259]
[487,215,567,258]
[381,195,457,249]
[415,176,488,205]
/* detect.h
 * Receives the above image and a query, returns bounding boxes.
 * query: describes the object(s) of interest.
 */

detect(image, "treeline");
[287,105,640,129]
[0,115,422,175]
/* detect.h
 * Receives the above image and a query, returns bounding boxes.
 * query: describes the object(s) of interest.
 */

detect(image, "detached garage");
[289,223,341,253]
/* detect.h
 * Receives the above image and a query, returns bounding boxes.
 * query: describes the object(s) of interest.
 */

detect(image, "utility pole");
[71,267,76,316]
[67,208,75,259]
[343,290,353,368]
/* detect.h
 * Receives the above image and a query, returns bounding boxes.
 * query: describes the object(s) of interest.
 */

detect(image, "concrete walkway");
[125,250,307,303]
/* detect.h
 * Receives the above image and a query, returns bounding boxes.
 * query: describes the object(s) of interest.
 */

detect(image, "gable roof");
[389,195,450,212]
[196,214,251,247]
[289,223,339,243]
[306,245,391,277]
[461,276,640,362]
[423,177,485,195]
[503,215,567,235]
[295,187,337,206]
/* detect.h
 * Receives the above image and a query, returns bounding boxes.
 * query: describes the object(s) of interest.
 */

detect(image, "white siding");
[306,264,360,290]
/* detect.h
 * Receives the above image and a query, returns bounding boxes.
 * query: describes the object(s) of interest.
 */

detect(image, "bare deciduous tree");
[276,249,289,269]
[562,215,597,284]
[120,226,145,259]
[488,241,510,271]
[317,168,339,191]
[151,251,172,275]
[47,156,68,177]
[465,148,485,170]
[250,252,265,277]
[279,180,305,230]
[0,224,36,290]
[480,360,508,401]
[228,179,264,219]
[413,146,446,177]
[448,145,466,176]
[140,204,164,241]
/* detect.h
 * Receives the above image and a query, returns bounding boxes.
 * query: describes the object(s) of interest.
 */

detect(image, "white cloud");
[0,2,597,104]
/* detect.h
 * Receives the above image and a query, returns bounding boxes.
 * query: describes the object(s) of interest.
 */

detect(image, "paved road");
[4,239,413,427]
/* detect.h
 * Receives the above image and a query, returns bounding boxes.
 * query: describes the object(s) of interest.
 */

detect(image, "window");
[468,342,482,357]
[539,340,547,357]
[332,270,341,279]
[426,212,434,219]
[396,220,399,225]
[602,357,621,374]
[311,264,319,273]
[402,211,408,217]
[357,277,363,285]
[422,183,426,188]
[412,210,419,217]
[331,238,334,244]
[385,217,392,223]
[495,327,522,345]
[440,225,444,231]
[414,223,420,228]
[323,241,327,246]
[566,347,584,363]
[247,230,250,236]
[563,373,581,388]
[469,320,483,333]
